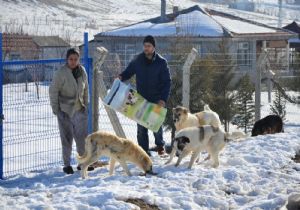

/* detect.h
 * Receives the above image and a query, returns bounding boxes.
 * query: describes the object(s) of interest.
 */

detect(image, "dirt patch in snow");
[125,198,160,210]
[292,150,300,163]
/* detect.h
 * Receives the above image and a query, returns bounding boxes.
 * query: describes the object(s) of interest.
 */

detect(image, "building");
[88,4,296,84]
[2,34,70,83]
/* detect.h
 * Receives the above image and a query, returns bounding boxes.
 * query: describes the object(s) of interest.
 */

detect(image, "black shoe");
[77,165,94,171]
[149,146,158,152]
[63,166,74,174]
[146,151,152,157]
[157,146,165,156]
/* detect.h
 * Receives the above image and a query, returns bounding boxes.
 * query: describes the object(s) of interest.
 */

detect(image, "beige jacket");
[49,64,89,117]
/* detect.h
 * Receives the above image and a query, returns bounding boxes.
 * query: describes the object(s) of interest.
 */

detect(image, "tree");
[270,88,286,121]
[232,74,255,133]
[208,39,237,132]
[189,56,217,114]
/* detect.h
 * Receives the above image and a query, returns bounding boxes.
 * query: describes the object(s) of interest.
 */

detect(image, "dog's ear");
[183,108,188,114]
[181,136,190,144]
[175,136,190,143]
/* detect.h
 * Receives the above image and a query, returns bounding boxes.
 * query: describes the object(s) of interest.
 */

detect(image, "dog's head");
[125,89,137,105]
[173,136,190,154]
[172,106,189,124]
[141,155,156,175]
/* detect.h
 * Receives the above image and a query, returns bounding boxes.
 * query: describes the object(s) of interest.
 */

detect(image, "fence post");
[92,47,108,132]
[182,48,198,109]
[0,33,3,179]
[255,48,267,122]
[83,32,93,134]
[98,72,126,138]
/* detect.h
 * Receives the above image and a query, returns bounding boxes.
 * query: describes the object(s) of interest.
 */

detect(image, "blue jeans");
[137,124,165,152]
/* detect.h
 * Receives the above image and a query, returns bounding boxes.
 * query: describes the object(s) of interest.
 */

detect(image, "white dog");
[165,125,245,169]
[77,131,154,178]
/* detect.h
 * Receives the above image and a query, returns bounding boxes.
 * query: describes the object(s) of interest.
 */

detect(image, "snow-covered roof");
[97,5,294,38]
[289,38,300,43]
[100,9,225,37]
[211,15,278,34]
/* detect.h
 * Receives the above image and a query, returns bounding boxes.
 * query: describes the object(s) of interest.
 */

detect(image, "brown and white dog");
[165,125,240,169]
[172,105,221,132]
[77,131,154,178]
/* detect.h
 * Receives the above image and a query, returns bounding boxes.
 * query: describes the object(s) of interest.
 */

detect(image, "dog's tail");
[77,134,94,164]
[225,131,250,142]
[204,104,212,112]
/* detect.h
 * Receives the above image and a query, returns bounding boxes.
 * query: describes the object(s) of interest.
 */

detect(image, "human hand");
[158,100,166,107]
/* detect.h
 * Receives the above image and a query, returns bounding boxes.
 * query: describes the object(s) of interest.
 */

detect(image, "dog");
[77,131,154,178]
[251,115,284,136]
[172,105,222,161]
[172,105,221,132]
[125,89,138,106]
[165,125,246,169]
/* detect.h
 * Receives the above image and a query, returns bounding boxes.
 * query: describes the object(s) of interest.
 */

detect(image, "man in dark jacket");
[119,35,171,156]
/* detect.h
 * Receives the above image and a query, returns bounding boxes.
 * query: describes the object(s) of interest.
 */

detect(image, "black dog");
[251,115,284,136]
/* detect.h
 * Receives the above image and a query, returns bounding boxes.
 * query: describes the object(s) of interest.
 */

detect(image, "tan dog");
[165,126,241,169]
[77,131,154,178]
[172,105,221,132]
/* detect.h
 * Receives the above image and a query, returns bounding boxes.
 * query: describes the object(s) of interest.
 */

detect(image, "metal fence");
[99,48,300,135]
[1,32,300,179]
[0,32,93,179]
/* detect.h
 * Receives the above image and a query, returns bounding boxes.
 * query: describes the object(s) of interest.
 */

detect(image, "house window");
[9,53,21,61]
[124,44,136,67]
[237,42,251,66]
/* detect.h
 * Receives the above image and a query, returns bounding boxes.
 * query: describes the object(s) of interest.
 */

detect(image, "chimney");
[173,6,179,15]
[161,0,166,22]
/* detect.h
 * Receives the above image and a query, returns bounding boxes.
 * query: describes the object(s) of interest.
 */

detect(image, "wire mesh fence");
[1,31,300,178]
[99,48,300,137]
[0,32,93,178]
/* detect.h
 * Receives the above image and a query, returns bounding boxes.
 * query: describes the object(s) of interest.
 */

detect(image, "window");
[9,53,21,61]
[237,42,251,66]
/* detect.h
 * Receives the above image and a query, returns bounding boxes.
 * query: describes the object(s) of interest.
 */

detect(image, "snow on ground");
[0,132,299,210]
[0,0,201,45]
[0,86,300,209]
[1,0,299,45]
[2,82,170,177]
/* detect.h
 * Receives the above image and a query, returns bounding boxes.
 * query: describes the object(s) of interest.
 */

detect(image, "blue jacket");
[120,52,171,103]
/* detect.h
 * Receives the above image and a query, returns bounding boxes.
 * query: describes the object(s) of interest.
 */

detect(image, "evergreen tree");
[232,74,255,133]
[208,39,237,132]
[270,88,286,121]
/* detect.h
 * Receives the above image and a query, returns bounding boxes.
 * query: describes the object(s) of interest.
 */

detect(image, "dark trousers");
[137,124,165,152]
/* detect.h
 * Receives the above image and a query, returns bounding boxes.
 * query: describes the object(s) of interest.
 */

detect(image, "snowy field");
[1,0,299,45]
[0,82,300,209]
